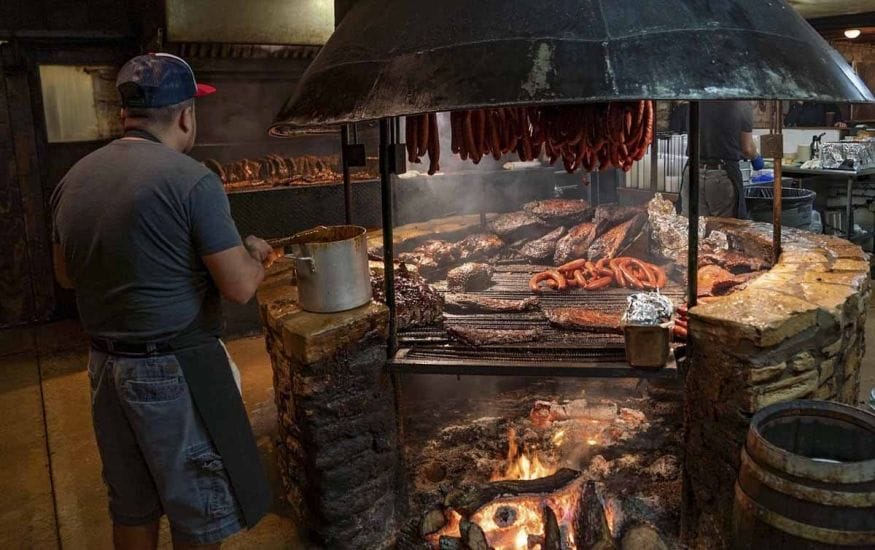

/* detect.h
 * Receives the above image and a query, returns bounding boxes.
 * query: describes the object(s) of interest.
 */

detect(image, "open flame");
[491,428,558,482]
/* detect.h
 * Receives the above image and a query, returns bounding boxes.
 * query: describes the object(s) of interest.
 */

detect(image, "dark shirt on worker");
[668,101,753,161]
[51,139,242,343]
[784,102,844,127]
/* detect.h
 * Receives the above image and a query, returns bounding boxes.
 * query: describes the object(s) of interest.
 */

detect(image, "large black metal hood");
[271,0,873,131]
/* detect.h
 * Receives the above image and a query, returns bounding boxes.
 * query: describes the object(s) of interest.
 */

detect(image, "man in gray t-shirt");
[674,101,760,218]
[51,54,275,548]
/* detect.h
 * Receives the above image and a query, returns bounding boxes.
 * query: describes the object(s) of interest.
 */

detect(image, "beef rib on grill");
[446,325,544,346]
[543,308,622,333]
[444,294,540,313]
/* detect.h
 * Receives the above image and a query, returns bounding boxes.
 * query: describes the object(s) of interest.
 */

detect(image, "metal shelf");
[389,348,681,379]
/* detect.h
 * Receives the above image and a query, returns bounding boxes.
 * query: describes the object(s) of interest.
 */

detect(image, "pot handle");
[284,253,317,273]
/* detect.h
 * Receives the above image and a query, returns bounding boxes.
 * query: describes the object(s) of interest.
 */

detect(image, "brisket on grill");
[543,308,622,333]
[553,222,597,264]
[523,199,593,227]
[447,262,494,292]
[487,211,549,241]
[587,214,647,260]
[456,233,505,261]
[446,325,544,346]
[518,226,567,263]
[371,263,443,329]
[397,239,459,278]
[444,294,540,313]
[593,204,644,236]
[696,264,746,296]
[699,249,770,274]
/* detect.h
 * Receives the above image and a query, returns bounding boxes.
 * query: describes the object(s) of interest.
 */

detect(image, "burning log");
[446,468,581,518]
[421,507,448,537]
[575,481,615,550]
[542,505,561,550]
[460,520,493,550]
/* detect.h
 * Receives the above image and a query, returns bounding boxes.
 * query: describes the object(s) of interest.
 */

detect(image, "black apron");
[123,129,272,527]
[169,320,273,528]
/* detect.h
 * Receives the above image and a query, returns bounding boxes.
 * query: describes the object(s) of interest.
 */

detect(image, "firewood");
[575,481,617,550]
[420,507,447,537]
[460,520,492,550]
[543,505,562,550]
[446,468,581,517]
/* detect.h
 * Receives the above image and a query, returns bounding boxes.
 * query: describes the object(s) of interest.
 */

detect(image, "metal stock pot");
[284,225,371,313]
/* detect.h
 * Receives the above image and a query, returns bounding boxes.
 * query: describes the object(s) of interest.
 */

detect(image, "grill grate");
[391,263,685,378]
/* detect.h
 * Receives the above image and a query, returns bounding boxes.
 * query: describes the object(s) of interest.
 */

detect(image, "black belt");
[700,160,727,170]
[90,337,173,356]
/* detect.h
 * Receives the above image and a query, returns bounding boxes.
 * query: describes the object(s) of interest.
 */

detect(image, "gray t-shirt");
[699,101,754,162]
[51,138,242,342]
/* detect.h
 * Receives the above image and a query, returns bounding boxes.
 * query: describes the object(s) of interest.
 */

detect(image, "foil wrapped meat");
[624,292,674,325]
[646,193,706,263]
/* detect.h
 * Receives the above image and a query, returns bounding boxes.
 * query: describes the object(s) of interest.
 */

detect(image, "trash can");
[744,186,816,230]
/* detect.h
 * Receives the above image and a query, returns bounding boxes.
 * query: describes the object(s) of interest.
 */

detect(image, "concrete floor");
[0,322,302,549]
[1,303,875,549]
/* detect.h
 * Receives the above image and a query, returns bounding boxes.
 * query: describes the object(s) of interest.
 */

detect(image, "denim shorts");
[87,347,245,544]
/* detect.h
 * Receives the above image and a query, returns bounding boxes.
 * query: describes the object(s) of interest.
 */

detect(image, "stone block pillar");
[682,232,870,549]
[257,269,398,549]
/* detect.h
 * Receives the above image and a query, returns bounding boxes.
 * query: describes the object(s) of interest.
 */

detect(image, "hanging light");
[844,29,862,39]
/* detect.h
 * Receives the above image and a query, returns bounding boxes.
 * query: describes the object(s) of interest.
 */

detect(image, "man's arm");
[53,244,74,289]
[740,132,758,160]
[202,238,269,304]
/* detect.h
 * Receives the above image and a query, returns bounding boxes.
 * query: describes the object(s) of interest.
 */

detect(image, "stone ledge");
[279,301,389,366]
[690,220,869,348]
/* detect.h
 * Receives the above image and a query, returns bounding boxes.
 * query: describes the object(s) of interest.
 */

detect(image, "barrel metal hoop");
[741,448,875,508]
[734,483,875,546]
[746,401,875,484]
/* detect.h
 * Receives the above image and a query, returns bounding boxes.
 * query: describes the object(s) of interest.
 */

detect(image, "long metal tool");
[687,102,700,307]
[380,118,397,355]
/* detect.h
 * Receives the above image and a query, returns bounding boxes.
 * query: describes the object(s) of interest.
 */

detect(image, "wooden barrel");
[732,400,875,549]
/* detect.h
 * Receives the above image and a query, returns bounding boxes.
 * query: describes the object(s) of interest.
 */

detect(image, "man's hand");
[244,236,275,266]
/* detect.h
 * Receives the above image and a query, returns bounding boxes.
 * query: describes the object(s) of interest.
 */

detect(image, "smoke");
[395,113,558,224]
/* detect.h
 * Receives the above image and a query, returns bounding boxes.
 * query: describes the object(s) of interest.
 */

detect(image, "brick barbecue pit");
[256,216,869,549]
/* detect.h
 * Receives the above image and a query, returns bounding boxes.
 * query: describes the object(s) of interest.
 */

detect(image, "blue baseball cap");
[116,53,216,108]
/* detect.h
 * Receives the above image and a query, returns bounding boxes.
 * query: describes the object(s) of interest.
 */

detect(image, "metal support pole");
[772,101,783,262]
[341,124,353,224]
[687,102,700,307]
[379,119,397,355]
[847,176,854,239]
[650,102,659,193]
